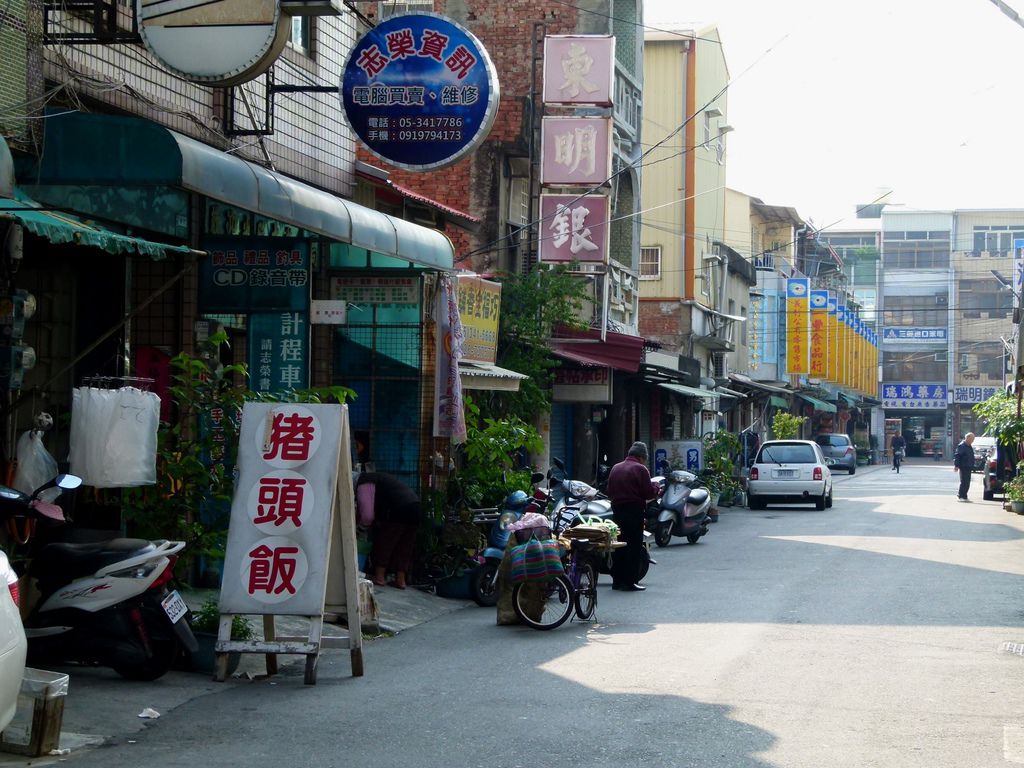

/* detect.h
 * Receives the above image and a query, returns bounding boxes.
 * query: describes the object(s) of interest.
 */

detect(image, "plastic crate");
[0,668,69,757]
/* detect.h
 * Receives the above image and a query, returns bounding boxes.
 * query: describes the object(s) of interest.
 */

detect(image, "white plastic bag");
[69,386,160,488]
[13,430,58,497]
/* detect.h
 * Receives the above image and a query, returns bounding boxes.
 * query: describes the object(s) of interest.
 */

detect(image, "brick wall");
[639,299,684,349]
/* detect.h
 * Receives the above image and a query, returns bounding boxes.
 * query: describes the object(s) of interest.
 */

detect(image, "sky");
[643,0,1024,228]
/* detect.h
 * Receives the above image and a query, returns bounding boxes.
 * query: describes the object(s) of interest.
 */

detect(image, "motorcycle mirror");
[531,472,545,484]
[57,474,83,490]
[553,457,565,470]
[30,473,82,500]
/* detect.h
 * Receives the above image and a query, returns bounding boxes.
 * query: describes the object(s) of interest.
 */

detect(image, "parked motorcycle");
[3,474,198,681]
[646,470,712,546]
[469,475,543,607]
[547,458,654,582]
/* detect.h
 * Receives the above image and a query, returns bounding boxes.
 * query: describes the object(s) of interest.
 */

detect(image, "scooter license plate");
[161,590,188,624]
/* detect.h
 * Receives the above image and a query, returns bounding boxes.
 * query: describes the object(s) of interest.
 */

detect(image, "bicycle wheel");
[512,575,574,630]
[574,561,597,620]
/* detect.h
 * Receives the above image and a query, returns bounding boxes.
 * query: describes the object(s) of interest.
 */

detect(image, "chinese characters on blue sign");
[882,327,947,342]
[341,13,499,170]
[248,313,309,394]
[881,383,947,409]
[199,238,309,312]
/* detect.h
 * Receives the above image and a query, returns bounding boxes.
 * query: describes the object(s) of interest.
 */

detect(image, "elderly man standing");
[953,432,976,502]
[606,442,660,592]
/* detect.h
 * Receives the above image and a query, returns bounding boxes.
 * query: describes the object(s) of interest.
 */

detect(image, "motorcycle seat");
[31,538,157,582]
[686,488,710,505]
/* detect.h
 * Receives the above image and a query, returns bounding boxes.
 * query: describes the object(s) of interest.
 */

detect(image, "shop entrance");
[883,410,947,458]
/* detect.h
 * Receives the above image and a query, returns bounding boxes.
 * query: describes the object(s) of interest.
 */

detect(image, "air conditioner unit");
[935,295,948,305]
[712,351,729,379]
[934,352,948,363]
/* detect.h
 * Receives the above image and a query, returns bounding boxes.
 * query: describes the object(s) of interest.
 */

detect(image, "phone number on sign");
[397,117,465,129]
[394,130,464,142]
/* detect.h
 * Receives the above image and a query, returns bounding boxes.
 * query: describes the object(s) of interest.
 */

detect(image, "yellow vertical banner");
[810,290,828,379]
[786,278,810,375]
[837,302,847,387]
[826,293,839,383]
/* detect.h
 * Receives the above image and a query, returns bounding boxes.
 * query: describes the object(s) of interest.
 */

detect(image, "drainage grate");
[1000,642,1024,656]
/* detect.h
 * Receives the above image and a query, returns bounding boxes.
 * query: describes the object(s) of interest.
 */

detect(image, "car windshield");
[814,435,848,448]
[759,444,818,464]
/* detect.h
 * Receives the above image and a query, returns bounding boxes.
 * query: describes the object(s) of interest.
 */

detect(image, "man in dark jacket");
[606,442,660,592]
[891,432,906,471]
[953,433,976,502]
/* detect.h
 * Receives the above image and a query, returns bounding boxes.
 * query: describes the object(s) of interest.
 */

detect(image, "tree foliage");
[973,392,1024,446]
[476,264,590,423]
[771,411,806,440]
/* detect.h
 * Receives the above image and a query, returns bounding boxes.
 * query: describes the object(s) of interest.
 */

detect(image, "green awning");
[0,190,193,259]
[769,395,789,409]
[797,392,837,414]
[27,112,453,271]
[838,392,858,407]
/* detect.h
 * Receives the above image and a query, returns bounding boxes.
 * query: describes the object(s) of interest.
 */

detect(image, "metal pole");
[526,22,545,272]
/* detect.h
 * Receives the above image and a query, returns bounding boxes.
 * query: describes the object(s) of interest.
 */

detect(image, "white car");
[747,439,834,510]
[0,550,26,733]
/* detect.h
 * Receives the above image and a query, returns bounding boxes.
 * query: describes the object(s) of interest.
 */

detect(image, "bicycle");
[511,537,597,630]
[893,449,904,474]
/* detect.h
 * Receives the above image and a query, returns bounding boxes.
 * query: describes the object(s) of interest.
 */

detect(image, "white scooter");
[646,470,712,546]
[3,474,198,680]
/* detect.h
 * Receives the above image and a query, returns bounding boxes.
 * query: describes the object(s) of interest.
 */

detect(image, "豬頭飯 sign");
[340,13,500,171]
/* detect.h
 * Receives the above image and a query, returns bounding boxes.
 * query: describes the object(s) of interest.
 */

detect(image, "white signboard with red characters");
[217,403,363,684]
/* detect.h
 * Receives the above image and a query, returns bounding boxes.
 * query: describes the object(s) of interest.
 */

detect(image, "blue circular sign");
[340,13,500,171]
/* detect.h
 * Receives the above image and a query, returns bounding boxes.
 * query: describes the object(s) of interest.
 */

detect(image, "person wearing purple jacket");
[606,442,661,592]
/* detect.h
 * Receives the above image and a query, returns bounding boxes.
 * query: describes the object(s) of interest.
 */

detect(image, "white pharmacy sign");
[220,403,344,615]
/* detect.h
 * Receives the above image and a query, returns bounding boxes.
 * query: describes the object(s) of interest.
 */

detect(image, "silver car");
[747,439,834,510]
[0,550,26,733]
[813,433,857,474]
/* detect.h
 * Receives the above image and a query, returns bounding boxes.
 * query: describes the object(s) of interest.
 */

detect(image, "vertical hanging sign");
[826,293,839,383]
[434,274,467,443]
[836,301,847,387]
[810,289,828,379]
[785,278,810,375]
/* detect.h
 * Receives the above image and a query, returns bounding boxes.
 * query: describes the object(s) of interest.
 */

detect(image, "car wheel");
[983,489,994,501]
[815,492,826,511]
[826,488,833,508]
[848,465,856,475]
[748,494,764,510]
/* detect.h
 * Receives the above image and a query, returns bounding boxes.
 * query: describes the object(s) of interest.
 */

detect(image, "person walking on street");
[953,433,976,502]
[891,432,906,472]
[606,442,660,592]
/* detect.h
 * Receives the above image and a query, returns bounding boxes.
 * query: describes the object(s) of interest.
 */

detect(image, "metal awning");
[797,392,837,414]
[549,328,646,373]
[728,372,792,395]
[659,382,720,409]
[0,190,194,259]
[458,361,528,392]
[769,395,789,409]
[715,386,746,399]
[27,112,454,270]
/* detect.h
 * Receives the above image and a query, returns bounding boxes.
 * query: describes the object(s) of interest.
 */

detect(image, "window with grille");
[639,246,661,279]
[379,1,434,18]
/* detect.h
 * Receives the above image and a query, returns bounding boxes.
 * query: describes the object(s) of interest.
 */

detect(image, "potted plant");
[1004,475,1024,514]
[188,597,256,676]
[702,431,741,521]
